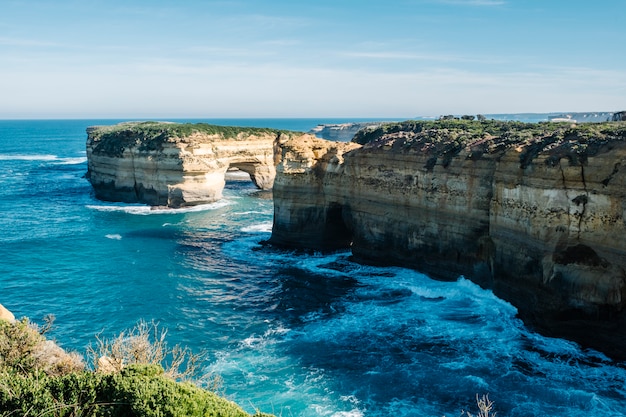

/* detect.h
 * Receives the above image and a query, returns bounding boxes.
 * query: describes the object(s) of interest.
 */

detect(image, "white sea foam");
[0,153,59,161]
[86,200,232,215]
[241,325,291,349]
[233,210,272,216]
[0,154,87,165]
[86,204,155,215]
[54,157,88,165]
[331,410,364,417]
[241,222,272,233]
[105,234,122,240]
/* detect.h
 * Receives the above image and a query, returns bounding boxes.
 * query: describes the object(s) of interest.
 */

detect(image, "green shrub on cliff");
[87,319,209,382]
[0,364,270,417]
[0,317,84,377]
[352,119,626,169]
[353,119,566,146]
[0,318,273,417]
[89,121,293,157]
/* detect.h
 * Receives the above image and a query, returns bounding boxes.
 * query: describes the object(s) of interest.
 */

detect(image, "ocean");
[0,119,625,417]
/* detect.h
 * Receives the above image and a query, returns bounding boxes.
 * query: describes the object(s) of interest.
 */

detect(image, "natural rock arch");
[86,122,304,208]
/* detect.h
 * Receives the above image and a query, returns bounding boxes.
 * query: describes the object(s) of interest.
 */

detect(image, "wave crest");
[86,200,233,215]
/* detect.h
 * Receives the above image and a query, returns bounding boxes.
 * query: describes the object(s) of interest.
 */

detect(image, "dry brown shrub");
[87,319,219,388]
[0,315,84,376]
[463,394,497,417]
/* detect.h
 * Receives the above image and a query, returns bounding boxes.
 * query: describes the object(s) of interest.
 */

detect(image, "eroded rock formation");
[270,119,626,357]
[271,134,361,249]
[309,122,383,142]
[86,122,303,208]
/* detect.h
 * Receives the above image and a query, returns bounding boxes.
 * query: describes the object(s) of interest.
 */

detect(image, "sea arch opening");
[225,161,276,191]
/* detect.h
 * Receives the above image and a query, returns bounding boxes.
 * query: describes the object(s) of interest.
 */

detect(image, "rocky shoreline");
[85,118,626,359]
[270,119,626,359]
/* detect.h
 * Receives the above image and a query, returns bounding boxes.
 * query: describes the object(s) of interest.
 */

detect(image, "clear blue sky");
[1,0,624,118]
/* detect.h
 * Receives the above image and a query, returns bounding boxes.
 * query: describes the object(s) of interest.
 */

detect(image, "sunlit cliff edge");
[85,118,626,358]
[86,121,314,208]
[270,119,626,358]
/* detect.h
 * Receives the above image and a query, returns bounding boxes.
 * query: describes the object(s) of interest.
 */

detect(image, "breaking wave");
[0,154,86,164]
[86,200,233,215]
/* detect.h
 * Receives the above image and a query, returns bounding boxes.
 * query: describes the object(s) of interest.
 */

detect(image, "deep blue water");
[1,119,625,417]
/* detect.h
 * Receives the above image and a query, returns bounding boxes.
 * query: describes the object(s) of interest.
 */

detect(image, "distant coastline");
[308,111,620,141]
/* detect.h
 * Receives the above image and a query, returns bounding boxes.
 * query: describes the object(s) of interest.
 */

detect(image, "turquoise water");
[1,119,625,417]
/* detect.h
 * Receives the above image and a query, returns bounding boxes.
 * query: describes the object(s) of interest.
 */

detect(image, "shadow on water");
[271,266,359,325]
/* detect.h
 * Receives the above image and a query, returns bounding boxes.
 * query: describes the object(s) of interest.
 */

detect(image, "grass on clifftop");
[0,317,273,417]
[352,119,626,169]
[88,121,296,157]
[91,121,294,139]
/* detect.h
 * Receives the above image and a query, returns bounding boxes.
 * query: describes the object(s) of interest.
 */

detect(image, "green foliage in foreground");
[0,319,273,417]
[0,364,272,417]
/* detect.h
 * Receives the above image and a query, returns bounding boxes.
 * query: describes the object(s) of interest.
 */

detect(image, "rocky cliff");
[612,111,626,121]
[309,122,383,141]
[270,119,626,358]
[271,134,361,249]
[86,122,304,208]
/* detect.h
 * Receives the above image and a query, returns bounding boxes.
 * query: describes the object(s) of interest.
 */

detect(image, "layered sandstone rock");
[271,134,361,249]
[86,122,298,208]
[270,120,626,357]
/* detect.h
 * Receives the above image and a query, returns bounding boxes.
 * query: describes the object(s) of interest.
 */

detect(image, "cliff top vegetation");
[88,121,294,156]
[352,119,626,169]
[90,121,292,140]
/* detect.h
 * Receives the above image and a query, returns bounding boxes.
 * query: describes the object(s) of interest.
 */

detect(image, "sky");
[1,0,625,118]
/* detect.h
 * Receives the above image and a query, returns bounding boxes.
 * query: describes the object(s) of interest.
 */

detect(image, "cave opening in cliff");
[324,203,353,249]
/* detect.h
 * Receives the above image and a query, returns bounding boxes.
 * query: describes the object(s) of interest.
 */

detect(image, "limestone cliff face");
[270,120,626,357]
[87,122,298,208]
[309,122,383,142]
[271,134,361,249]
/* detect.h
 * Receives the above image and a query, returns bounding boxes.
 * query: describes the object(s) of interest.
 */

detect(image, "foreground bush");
[0,318,273,417]
[87,319,207,383]
[0,317,84,377]
[0,364,271,417]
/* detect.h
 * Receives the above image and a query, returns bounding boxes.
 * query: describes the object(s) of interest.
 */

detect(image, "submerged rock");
[270,119,626,358]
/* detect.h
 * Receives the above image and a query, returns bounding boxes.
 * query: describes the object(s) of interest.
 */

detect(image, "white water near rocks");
[0,119,625,416]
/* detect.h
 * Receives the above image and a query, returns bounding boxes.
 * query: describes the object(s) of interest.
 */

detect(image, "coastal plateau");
[86,122,311,208]
[270,119,626,358]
